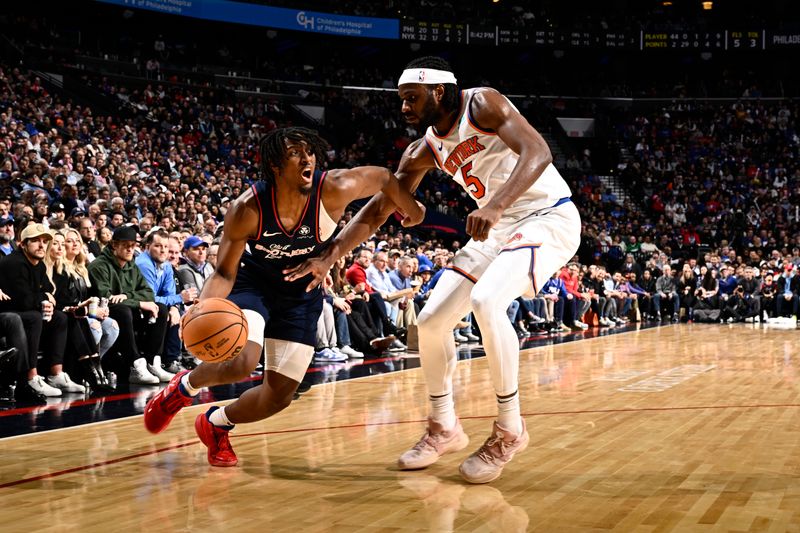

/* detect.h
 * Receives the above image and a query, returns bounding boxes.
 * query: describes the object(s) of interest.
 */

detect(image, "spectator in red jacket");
[559,264,590,329]
[345,248,398,338]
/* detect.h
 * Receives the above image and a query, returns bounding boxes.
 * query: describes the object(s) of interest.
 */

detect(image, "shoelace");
[412,432,434,451]
[412,431,442,452]
[476,435,509,463]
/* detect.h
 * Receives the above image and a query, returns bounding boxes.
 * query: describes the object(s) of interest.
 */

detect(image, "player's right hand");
[283,256,332,292]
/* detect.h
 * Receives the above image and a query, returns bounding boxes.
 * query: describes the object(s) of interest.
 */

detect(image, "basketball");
[181,298,249,363]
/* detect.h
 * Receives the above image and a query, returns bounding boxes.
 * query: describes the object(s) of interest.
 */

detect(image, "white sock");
[429,392,456,430]
[497,391,523,435]
[180,373,201,397]
[209,406,234,428]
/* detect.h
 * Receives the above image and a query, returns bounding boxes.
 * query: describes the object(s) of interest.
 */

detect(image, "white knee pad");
[242,309,266,347]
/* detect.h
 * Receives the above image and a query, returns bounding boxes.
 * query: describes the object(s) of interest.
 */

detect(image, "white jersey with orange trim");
[423,87,572,221]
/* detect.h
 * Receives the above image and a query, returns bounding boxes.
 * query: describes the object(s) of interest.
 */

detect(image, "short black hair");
[144,228,169,245]
[405,56,459,113]
[258,127,328,185]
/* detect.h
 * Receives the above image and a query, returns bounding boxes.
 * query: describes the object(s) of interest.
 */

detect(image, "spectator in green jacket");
[88,225,169,385]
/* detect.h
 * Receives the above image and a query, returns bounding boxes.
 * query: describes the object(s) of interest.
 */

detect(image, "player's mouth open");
[301,168,312,179]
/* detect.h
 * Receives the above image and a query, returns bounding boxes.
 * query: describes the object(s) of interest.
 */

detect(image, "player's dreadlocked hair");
[258,127,328,185]
[405,56,459,113]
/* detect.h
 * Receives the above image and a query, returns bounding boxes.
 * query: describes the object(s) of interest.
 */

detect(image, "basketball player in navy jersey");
[286,57,581,483]
[144,127,424,467]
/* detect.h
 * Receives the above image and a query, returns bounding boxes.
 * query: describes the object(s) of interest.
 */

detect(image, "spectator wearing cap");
[59,184,81,214]
[0,224,72,401]
[135,228,198,376]
[387,249,402,271]
[88,225,167,385]
[414,264,434,308]
[176,235,214,293]
[0,215,15,256]
[49,201,66,223]
[69,206,87,222]
[776,264,799,317]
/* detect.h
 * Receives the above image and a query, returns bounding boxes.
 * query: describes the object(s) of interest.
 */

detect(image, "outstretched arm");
[284,139,435,291]
[320,165,425,228]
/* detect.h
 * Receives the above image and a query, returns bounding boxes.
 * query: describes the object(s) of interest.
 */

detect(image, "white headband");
[398,68,458,87]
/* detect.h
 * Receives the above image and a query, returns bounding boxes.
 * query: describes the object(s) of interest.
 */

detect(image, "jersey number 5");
[460,162,486,199]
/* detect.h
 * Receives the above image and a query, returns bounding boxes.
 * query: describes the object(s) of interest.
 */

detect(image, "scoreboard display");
[468,25,497,45]
[401,24,639,49]
[498,28,523,45]
[640,31,725,50]
[400,21,466,44]
[729,30,763,50]
[400,23,794,52]
[600,32,634,48]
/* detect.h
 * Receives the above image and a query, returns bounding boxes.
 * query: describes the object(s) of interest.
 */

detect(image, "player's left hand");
[283,256,333,292]
[466,206,502,241]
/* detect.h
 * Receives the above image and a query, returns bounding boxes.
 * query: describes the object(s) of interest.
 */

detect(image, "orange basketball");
[182,298,249,363]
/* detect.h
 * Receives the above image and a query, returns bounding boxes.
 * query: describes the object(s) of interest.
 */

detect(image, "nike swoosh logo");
[262,231,281,238]
[437,142,443,151]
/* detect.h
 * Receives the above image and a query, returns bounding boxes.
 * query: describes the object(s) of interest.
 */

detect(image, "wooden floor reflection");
[2,324,800,531]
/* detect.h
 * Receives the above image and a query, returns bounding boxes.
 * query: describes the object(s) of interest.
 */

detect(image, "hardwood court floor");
[2,324,800,532]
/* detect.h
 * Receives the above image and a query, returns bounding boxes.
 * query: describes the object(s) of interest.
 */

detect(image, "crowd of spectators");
[578,100,800,270]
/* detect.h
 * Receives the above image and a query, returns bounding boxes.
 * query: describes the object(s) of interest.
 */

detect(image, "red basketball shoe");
[143,370,193,434]
[195,407,238,467]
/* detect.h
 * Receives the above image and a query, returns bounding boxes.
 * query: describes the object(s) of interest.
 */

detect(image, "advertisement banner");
[97,0,399,39]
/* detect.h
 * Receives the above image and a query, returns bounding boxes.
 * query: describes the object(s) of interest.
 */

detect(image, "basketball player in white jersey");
[285,57,581,483]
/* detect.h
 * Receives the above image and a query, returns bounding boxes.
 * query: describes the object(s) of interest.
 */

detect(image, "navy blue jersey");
[236,169,332,298]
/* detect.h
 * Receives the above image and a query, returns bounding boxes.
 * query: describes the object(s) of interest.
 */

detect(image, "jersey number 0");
[460,162,486,199]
